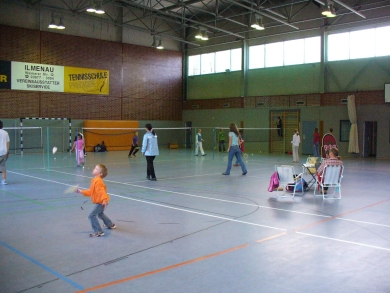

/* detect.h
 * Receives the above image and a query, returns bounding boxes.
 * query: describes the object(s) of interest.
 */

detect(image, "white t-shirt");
[0,129,10,156]
[292,133,300,147]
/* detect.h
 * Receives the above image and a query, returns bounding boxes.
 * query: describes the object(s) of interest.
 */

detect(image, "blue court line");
[0,240,84,290]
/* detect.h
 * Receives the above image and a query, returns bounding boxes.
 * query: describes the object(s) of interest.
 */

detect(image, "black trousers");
[128,144,139,156]
[145,155,156,179]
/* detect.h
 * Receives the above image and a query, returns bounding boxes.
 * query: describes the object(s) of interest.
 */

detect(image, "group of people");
[1,119,342,238]
[78,123,159,237]
[290,127,335,164]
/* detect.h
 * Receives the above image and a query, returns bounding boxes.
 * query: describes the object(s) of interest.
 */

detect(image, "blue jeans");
[225,146,247,174]
[88,204,113,232]
[313,142,319,157]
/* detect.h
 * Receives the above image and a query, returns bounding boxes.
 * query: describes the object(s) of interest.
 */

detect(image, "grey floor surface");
[1,149,390,293]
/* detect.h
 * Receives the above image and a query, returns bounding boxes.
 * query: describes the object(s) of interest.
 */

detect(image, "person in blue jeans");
[142,123,159,181]
[222,123,247,176]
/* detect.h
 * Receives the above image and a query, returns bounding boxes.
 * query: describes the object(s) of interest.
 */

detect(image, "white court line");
[7,171,286,232]
[296,231,390,252]
[10,170,390,230]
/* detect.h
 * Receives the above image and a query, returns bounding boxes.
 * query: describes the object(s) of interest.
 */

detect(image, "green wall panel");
[187,71,242,100]
[247,64,322,96]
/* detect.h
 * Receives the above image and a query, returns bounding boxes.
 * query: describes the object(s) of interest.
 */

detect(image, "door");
[363,121,377,157]
[302,121,317,155]
[185,121,192,149]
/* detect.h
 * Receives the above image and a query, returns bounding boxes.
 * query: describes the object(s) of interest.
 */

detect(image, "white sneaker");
[1,180,7,185]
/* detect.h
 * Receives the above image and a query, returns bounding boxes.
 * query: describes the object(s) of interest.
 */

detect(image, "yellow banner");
[64,66,109,95]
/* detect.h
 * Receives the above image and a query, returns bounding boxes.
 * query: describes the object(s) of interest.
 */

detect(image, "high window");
[328,25,390,61]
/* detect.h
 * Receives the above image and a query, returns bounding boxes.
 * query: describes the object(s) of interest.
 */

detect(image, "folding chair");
[302,157,319,190]
[275,165,304,198]
[314,165,344,199]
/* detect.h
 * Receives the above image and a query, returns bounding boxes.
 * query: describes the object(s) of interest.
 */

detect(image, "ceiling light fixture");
[57,18,65,29]
[95,1,105,14]
[95,5,105,14]
[151,37,157,48]
[156,40,164,49]
[86,0,96,12]
[322,0,336,17]
[195,27,209,41]
[48,13,65,30]
[251,14,265,30]
[201,31,209,41]
[48,16,57,29]
[195,28,203,39]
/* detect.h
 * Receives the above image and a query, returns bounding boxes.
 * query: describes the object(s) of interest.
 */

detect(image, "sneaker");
[90,231,105,237]
[202,154,207,156]
[103,224,117,229]
[151,178,157,181]
[1,180,7,185]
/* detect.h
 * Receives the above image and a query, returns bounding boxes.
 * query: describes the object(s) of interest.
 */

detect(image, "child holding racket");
[77,164,116,237]
[71,134,85,167]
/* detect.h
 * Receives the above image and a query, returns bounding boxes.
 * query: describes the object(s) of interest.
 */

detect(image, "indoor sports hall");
[1,132,390,292]
[2,0,390,292]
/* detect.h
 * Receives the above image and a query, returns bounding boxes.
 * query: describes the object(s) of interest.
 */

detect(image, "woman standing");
[141,124,159,181]
[313,128,320,157]
[291,129,300,163]
[222,123,247,176]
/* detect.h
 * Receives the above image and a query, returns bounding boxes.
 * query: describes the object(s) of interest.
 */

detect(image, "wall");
[0,25,183,121]
[182,91,390,159]
[0,0,181,51]
[187,57,390,99]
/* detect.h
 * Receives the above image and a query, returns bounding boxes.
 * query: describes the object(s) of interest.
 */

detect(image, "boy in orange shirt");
[77,164,116,237]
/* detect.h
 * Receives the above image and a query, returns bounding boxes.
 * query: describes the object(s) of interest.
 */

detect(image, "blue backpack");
[287,178,308,192]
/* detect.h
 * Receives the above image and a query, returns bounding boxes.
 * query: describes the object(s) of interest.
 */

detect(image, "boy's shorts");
[0,155,7,172]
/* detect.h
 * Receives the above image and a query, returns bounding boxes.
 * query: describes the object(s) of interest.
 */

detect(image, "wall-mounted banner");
[0,60,11,89]
[64,66,109,95]
[11,61,64,92]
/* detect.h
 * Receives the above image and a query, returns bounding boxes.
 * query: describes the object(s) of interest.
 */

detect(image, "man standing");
[218,129,225,152]
[0,120,10,185]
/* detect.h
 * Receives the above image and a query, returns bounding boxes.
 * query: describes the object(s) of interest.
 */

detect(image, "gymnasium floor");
[1,149,390,293]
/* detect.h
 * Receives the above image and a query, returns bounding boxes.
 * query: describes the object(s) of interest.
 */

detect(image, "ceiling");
[15,0,390,50]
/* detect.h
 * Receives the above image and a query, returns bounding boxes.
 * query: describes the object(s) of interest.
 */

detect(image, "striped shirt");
[317,158,343,175]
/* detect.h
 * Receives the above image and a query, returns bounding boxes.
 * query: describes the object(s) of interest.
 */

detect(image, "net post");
[212,128,215,160]
[193,127,197,156]
[69,119,72,151]
[46,127,50,171]
[20,118,23,156]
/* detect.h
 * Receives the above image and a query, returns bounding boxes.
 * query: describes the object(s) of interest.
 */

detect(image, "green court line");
[0,202,88,216]
[0,189,55,209]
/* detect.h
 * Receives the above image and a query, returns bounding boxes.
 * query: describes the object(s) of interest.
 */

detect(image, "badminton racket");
[62,151,72,159]
[63,184,79,194]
